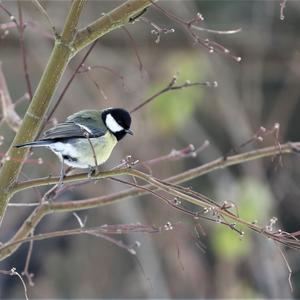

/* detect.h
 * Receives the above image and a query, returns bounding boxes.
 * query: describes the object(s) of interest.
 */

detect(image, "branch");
[13,142,299,195]
[1,142,299,261]
[1,223,160,252]
[0,222,160,261]
[72,0,154,55]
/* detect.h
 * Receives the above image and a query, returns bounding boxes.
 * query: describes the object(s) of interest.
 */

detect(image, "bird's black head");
[102,108,133,141]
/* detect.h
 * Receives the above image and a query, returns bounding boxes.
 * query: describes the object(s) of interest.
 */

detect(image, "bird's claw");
[88,166,98,179]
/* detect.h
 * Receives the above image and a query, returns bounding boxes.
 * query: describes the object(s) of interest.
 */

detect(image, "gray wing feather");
[42,111,106,140]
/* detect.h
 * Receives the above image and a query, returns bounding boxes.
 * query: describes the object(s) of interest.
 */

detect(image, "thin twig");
[78,64,128,91]
[41,167,72,202]
[14,93,30,106]
[87,231,140,255]
[22,231,34,286]
[31,0,58,38]
[1,223,161,251]
[85,70,108,100]
[130,75,217,113]
[17,1,33,100]
[0,3,19,27]
[108,176,182,212]
[149,0,241,62]
[44,40,98,127]
[19,171,42,205]
[0,63,22,132]
[280,0,287,21]
[191,25,242,35]
[139,16,175,44]
[275,243,293,292]
[0,268,29,300]
[143,141,209,166]
[8,202,39,207]
[122,26,144,72]
[73,212,86,228]
[79,64,126,85]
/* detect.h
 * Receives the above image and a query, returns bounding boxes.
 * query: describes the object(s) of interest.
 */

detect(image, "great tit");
[15,108,133,175]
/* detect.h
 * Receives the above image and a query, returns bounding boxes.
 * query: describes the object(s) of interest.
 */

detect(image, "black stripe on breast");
[62,155,78,162]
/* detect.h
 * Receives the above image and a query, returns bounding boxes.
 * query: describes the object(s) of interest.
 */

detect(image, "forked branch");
[1,142,299,261]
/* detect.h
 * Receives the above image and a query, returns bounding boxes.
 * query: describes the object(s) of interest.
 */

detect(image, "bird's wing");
[42,119,106,140]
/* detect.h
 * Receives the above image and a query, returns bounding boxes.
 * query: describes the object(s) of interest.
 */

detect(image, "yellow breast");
[66,131,117,168]
[92,131,118,165]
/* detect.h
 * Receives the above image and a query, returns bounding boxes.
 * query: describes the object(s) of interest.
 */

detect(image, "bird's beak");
[125,129,133,135]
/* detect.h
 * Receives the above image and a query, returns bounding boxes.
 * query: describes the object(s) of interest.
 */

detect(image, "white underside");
[49,132,117,169]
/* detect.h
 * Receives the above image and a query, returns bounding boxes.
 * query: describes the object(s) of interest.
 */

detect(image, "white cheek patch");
[106,114,124,133]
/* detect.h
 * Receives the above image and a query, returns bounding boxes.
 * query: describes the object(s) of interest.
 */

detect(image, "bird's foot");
[88,166,96,179]
[58,169,66,188]
[87,165,100,179]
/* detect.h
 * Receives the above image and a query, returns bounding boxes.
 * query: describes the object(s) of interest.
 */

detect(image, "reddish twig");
[0,3,19,27]
[78,65,126,89]
[108,176,210,222]
[139,16,175,44]
[0,20,54,39]
[44,40,98,126]
[19,171,43,205]
[122,26,144,73]
[17,1,33,100]
[144,141,210,166]
[149,1,241,62]
[85,70,108,100]
[22,231,34,287]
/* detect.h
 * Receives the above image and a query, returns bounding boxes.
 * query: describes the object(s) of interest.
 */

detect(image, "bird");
[15,107,133,180]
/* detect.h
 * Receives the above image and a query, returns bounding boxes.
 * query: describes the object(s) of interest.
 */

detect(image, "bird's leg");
[43,167,73,202]
[58,154,65,187]
[88,166,96,179]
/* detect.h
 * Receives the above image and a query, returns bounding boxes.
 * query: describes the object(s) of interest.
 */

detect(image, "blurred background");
[1,0,300,298]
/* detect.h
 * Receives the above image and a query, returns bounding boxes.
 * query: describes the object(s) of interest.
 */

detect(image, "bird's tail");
[14,140,50,148]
